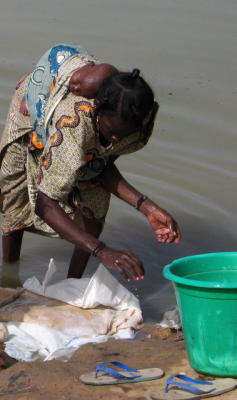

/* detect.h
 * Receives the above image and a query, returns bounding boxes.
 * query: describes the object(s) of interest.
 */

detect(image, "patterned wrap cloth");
[0,52,152,237]
[25,43,97,146]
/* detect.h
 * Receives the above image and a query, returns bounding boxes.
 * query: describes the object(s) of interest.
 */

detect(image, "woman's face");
[98,114,138,144]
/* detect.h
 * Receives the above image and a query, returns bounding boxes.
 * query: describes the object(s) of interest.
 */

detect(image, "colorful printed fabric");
[0,75,152,236]
[25,44,91,146]
[0,76,33,155]
[37,91,148,206]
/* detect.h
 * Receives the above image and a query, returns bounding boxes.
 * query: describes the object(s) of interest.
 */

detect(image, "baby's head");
[69,62,118,98]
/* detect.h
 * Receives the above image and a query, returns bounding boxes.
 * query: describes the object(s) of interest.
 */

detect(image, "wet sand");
[0,327,236,399]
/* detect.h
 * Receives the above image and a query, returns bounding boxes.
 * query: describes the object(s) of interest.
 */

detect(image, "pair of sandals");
[80,361,237,399]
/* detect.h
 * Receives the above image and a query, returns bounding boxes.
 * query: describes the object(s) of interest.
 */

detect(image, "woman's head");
[96,69,158,143]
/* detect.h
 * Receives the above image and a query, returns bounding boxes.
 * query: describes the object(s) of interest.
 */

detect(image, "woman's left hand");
[140,199,181,243]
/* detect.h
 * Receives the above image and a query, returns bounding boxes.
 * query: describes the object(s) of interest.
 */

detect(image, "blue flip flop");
[151,374,237,399]
[80,361,164,385]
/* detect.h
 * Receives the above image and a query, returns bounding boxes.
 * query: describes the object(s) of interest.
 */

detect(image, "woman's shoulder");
[54,94,95,120]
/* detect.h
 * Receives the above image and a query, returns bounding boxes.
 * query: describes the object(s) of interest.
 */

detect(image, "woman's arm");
[99,163,181,243]
[35,191,100,252]
[35,191,144,281]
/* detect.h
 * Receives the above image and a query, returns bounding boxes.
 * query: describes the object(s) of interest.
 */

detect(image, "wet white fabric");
[156,307,181,330]
[3,260,142,362]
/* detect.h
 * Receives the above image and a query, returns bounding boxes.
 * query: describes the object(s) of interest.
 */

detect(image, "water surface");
[0,0,236,322]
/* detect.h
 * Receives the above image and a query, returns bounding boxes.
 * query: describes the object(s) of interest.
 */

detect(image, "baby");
[20,61,118,116]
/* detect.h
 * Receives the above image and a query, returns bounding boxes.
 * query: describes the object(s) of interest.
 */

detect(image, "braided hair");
[96,68,158,131]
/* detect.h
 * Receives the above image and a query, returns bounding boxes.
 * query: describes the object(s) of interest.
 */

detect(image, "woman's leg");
[2,230,25,263]
[67,216,103,278]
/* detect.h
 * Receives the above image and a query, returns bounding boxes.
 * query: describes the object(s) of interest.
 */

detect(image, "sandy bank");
[0,327,235,400]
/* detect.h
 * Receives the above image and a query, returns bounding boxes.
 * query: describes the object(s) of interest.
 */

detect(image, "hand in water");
[97,247,144,282]
[147,207,181,243]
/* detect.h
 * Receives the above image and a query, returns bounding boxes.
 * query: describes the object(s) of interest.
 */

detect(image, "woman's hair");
[96,68,157,128]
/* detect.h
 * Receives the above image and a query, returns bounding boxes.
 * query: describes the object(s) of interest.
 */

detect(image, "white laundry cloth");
[3,260,142,362]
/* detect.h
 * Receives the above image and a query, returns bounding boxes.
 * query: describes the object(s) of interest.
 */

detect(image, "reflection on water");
[0,0,237,322]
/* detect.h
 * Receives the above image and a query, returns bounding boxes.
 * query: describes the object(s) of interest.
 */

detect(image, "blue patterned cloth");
[26,44,88,145]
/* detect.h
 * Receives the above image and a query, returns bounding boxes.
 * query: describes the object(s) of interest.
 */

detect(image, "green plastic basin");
[163,252,237,376]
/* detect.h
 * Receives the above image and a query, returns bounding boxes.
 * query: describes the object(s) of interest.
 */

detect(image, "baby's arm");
[15,74,30,116]
[19,97,29,116]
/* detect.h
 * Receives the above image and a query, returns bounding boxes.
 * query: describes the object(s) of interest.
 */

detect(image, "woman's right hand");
[96,247,144,282]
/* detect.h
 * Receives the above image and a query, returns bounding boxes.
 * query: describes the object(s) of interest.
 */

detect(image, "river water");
[0,0,236,322]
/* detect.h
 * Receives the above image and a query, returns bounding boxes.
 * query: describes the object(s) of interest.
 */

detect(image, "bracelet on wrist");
[91,241,106,257]
[135,195,148,210]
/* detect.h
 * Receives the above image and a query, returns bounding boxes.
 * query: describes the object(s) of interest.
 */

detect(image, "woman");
[0,48,181,282]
